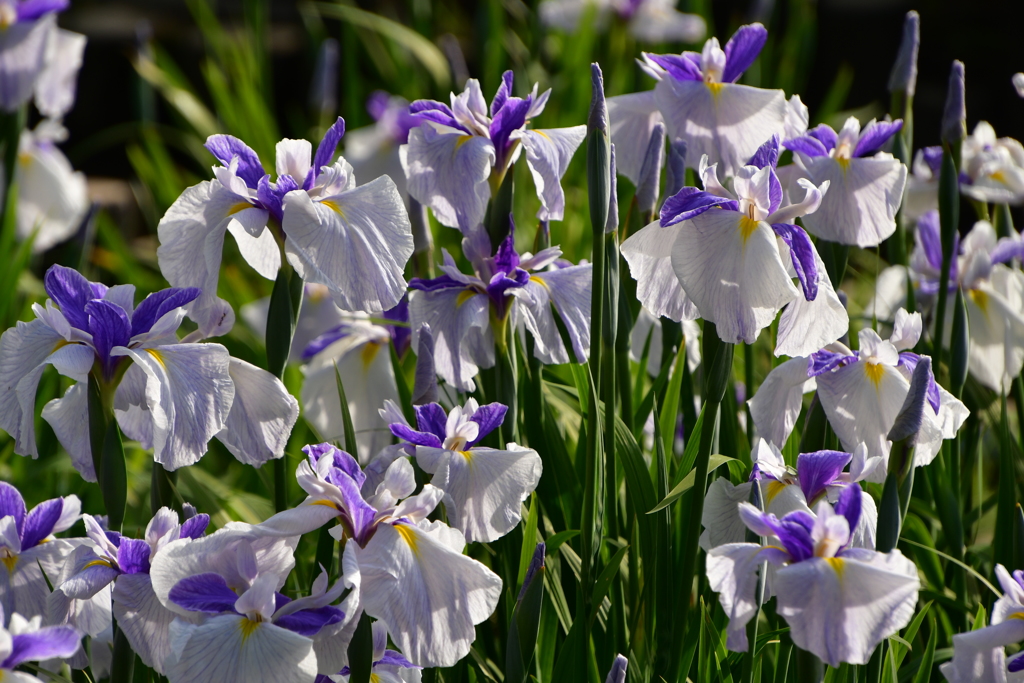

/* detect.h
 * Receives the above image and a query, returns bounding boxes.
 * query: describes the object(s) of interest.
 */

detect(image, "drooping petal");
[700,480,753,550]
[409,289,493,392]
[706,542,773,652]
[607,91,664,186]
[282,177,413,314]
[401,125,495,231]
[940,619,1024,683]
[112,344,235,471]
[215,358,298,467]
[40,380,95,481]
[15,126,89,253]
[671,211,799,344]
[110,573,176,673]
[516,264,592,364]
[1,539,78,622]
[620,221,699,322]
[748,356,815,449]
[348,519,502,667]
[775,240,849,358]
[519,126,586,222]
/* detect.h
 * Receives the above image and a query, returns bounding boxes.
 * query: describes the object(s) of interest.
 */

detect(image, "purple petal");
[897,353,941,414]
[383,296,411,357]
[2,627,80,668]
[660,187,738,226]
[21,498,63,549]
[833,483,862,542]
[748,135,780,170]
[808,350,855,377]
[313,117,347,178]
[44,265,96,332]
[390,423,443,449]
[665,139,689,198]
[916,211,943,272]
[116,538,152,575]
[257,173,297,224]
[769,515,814,562]
[491,71,514,117]
[130,287,200,338]
[413,403,449,442]
[489,97,531,162]
[854,119,903,158]
[772,223,819,301]
[0,483,26,537]
[168,573,240,614]
[645,53,703,82]
[493,233,521,274]
[204,135,266,190]
[377,650,421,669]
[796,450,852,502]
[367,91,390,121]
[86,300,132,378]
[409,100,467,132]
[486,268,530,305]
[331,473,377,544]
[807,124,838,151]
[467,403,508,446]
[783,135,830,158]
[323,446,367,490]
[180,513,210,539]
[920,146,942,175]
[991,238,1024,264]
[15,0,69,22]
[722,23,768,83]
[1009,651,1024,674]
[301,324,352,361]
[275,604,344,637]
[408,275,469,292]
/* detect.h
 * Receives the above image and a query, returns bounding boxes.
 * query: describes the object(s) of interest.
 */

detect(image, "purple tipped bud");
[605,654,628,683]
[636,122,666,215]
[606,144,619,233]
[665,138,688,199]
[941,61,966,145]
[887,11,919,97]
[589,64,608,137]
[888,356,932,443]
[517,542,546,601]
[412,324,438,406]
[182,503,198,520]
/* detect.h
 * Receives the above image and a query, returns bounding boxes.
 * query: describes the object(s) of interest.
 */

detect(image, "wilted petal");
[519,126,586,222]
[215,358,298,467]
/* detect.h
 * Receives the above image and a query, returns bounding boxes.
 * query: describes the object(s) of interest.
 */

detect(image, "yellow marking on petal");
[394,523,420,557]
[455,135,473,150]
[460,450,475,464]
[739,216,760,245]
[1009,612,1024,621]
[321,199,345,218]
[825,556,845,577]
[864,362,885,388]
[370,674,381,683]
[227,202,251,216]
[836,157,851,173]
[969,289,989,315]
[765,480,788,504]
[991,170,1007,184]
[83,558,115,570]
[706,81,724,97]
[311,499,340,510]
[456,289,477,307]
[145,348,166,369]
[52,339,70,354]
[18,152,31,167]
[535,130,550,140]
[361,342,381,369]
[239,616,261,641]
[529,276,549,290]
[1,554,16,573]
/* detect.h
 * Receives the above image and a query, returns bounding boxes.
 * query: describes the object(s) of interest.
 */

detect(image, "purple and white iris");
[0,265,299,475]
[538,0,706,44]
[0,0,84,114]
[401,71,586,233]
[0,603,82,683]
[785,116,908,247]
[157,118,414,337]
[315,620,421,683]
[344,91,420,203]
[389,399,542,543]
[0,482,80,622]
[256,443,503,667]
[621,136,847,350]
[706,485,920,665]
[409,231,591,391]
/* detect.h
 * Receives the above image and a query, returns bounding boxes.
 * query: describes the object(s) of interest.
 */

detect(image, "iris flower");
[0,604,82,683]
[538,0,706,45]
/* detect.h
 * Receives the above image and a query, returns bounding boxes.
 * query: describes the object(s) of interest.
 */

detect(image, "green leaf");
[506,543,546,683]
[100,418,128,533]
[347,611,374,683]
[900,538,1002,598]
[658,340,687,459]
[649,454,735,514]
[266,268,300,379]
[334,361,359,461]
[910,615,937,683]
[517,493,540,589]
[588,544,628,624]
[545,529,580,554]
[672,404,706,487]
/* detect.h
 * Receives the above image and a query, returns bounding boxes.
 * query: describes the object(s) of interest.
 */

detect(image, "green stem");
[933,146,960,359]
[266,259,304,512]
[0,106,25,245]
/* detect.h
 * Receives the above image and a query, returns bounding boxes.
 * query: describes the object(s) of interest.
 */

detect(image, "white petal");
[432,444,542,543]
[516,265,592,364]
[520,127,586,221]
[1,539,78,622]
[864,265,909,322]
[15,131,88,252]
[276,139,312,181]
[940,619,1024,683]
[671,212,799,344]
[112,573,178,674]
[351,520,502,667]
[620,221,699,322]
[701,480,753,550]
[409,289,493,392]
[798,155,908,248]
[113,364,154,449]
[113,344,235,470]
[775,551,919,667]
[34,28,86,119]
[157,180,268,336]
[165,614,316,683]
[607,91,664,185]
[228,220,281,280]
[775,242,848,358]
[748,357,814,449]
[654,78,786,177]
[401,126,495,231]
[706,542,771,652]
[0,14,53,112]
[215,358,298,467]
[41,381,95,481]
[283,178,413,313]
[628,0,706,43]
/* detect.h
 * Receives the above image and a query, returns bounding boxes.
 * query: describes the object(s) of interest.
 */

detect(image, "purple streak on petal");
[921,146,942,175]
[303,442,339,466]
[897,353,941,414]
[275,604,344,637]
[807,124,838,152]
[20,498,63,550]
[256,174,284,224]
[854,119,903,158]
[0,483,26,537]
[377,650,421,669]
[722,23,768,83]
[764,512,814,562]
[493,233,521,274]
[2,627,80,668]
[1009,652,1024,674]
[383,296,411,357]
[491,71,514,117]
[660,187,737,226]
[409,100,468,132]
[408,275,469,292]
[334,475,377,544]
[130,288,200,338]
[645,53,703,82]
[796,450,852,502]
[833,483,862,543]
[665,139,688,198]
[117,538,152,575]
[413,403,449,442]
[16,0,69,21]
[916,211,943,272]
[313,117,347,179]
[490,97,531,161]
[301,324,353,361]
[991,238,1024,264]
[86,300,132,378]
[168,573,240,614]
[808,350,854,377]
[772,223,819,301]
[783,136,830,158]
[44,265,96,332]
[205,135,266,190]
[467,403,508,446]
[748,135,780,170]
[328,448,366,489]
[105,530,122,548]
[390,423,443,449]
[180,514,209,539]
